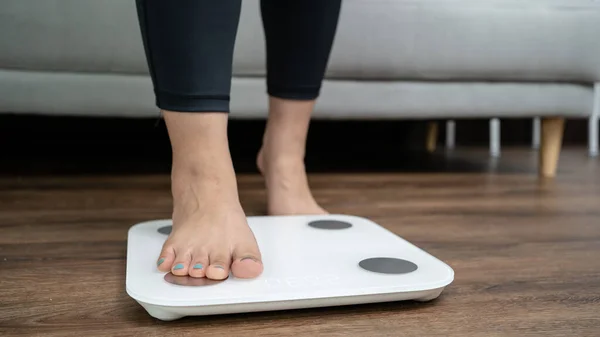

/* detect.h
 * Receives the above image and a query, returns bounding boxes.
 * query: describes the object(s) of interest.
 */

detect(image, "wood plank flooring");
[1,148,599,336]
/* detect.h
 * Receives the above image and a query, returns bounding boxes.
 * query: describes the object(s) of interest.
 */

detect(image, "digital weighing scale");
[126,214,454,321]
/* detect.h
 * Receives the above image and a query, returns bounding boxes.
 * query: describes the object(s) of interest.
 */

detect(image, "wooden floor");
[1,148,599,336]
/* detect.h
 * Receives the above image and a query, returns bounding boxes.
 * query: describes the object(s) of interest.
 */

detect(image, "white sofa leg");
[532,117,541,150]
[589,83,599,157]
[445,120,455,149]
[490,118,501,157]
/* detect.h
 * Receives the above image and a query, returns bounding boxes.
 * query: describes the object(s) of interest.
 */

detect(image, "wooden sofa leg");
[539,117,565,178]
[426,122,438,153]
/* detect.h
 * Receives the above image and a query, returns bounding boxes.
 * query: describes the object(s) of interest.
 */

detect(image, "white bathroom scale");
[126,214,454,321]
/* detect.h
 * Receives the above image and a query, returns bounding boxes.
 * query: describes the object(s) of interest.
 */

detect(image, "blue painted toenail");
[157,258,165,266]
[193,264,203,269]
[173,263,184,270]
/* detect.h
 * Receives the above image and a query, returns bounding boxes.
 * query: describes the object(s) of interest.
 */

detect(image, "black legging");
[135,0,342,113]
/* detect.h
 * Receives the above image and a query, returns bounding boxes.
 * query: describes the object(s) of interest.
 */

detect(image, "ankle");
[259,146,305,172]
[171,158,238,200]
[172,158,234,180]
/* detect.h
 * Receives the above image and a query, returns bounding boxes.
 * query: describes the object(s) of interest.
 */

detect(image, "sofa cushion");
[0,69,593,118]
[1,0,599,82]
[325,0,600,82]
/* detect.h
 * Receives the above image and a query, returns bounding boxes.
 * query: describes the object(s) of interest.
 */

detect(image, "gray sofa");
[1,0,599,176]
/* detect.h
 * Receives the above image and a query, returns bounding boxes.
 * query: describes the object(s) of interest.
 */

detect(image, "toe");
[206,253,231,280]
[171,249,192,276]
[188,253,209,278]
[156,243,176,272]
[232,246,263,279]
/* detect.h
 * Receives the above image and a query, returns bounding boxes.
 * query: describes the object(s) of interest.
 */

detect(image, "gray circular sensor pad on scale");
[307,220,352,230]
[157,226,172,235]
[359,257,418,274]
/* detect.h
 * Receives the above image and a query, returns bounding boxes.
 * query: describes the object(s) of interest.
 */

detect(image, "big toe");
[232,247,263,279]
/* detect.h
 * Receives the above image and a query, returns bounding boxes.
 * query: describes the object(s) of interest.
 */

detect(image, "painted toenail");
[214,265,224,270]
[157,258,165,266]
[173,263,184,270]
[193,264,203,269]
[241,257,258,262]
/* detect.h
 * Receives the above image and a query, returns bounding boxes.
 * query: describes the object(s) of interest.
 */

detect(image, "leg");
[135,0,262,279]
[490,118,501,158]
[426,122,438,153]
[590,115,599,157]
[539,117,565,178]
[257,0,342,215]
[532,117,541,150]
[589,83,599,157]
[445,120,456,150]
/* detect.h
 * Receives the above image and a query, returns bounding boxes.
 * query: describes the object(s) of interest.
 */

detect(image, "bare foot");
[257,148,327,216]
[257,97,327,216]
[156,111,263,280]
